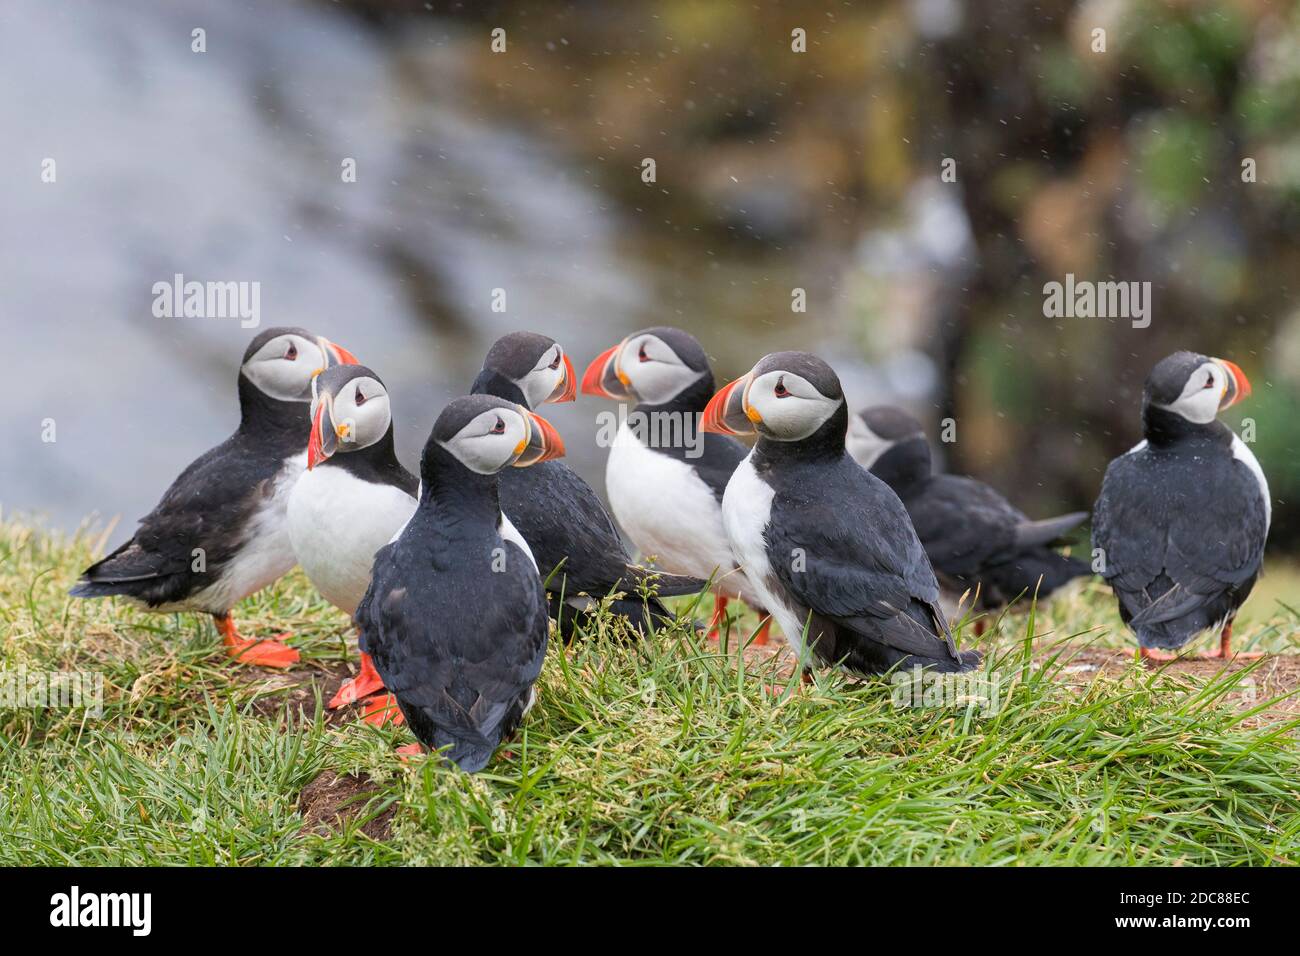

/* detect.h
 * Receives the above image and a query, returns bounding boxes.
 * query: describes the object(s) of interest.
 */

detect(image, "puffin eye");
[490,417,506,435]
[638,343,649,362]
[1202,372,1215,389]
[285,341,298,361]
[774,377,790,398]
[354,386,367,406]
[548,350,562,371]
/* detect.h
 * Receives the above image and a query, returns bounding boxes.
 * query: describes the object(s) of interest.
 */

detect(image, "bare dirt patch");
[298,770,396,840]
[236,660,364,727]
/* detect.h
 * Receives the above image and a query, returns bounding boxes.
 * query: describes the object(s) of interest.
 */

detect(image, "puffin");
[1093,351,1268,661]
[702,352,981,675]
[354,394,564,770]
[69,327,358,667]
[471,331,704,638]
[581,327,772,643]
[287,363,417,715]
[848,405,1092,626]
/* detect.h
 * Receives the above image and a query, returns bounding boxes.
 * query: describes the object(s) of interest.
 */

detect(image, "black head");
[306,364,393,469]
[580,325,716,409]
[848,406,932,491]
[421,394,564,488]
[473,331,576,409]
[703,351,847,452]
[239,326,358,404]
[1141,350,1252,441]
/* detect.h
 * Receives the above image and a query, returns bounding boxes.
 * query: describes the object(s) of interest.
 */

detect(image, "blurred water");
[0,0,661,538]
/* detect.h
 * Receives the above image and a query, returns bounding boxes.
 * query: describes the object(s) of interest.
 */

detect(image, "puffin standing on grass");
[471,332,704,638]
[1093,351,1268,661]
[69,327,358,667]
[848,406,1092,628]
[581,327,772,644]
[703,352,980,676]
[355,395,563,770]
[287,363,416,718]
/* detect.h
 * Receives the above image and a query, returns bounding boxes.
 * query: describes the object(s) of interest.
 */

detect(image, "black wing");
[767,459,976,673]
[358,537,548,773]
[69,432,287,610]
[1093,448,1266,645]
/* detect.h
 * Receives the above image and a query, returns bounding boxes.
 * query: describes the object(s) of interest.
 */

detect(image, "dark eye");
[1203,373,1215,389]
[638,343,649,362]
[548,350,562,371]
[774,377,790,398]
[285,342,298,361]
[354,386,367,406]
[490,417,505,435]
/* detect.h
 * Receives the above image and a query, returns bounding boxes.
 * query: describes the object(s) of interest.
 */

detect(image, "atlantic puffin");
[354,395,563,770]
[70,327,358,667]
[702,352,980,675]
[1093,351,1268,661]
[471,331,704,638]
[581,327,772,643]
[287,363,417,713]
[848,405,1091,626]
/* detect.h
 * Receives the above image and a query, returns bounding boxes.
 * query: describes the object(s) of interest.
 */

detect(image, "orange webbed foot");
[329,652,386,708]
[360,692,405,727]
[217,617,300,669]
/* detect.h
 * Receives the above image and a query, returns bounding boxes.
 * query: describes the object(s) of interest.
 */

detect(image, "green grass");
[1,517,1298,865]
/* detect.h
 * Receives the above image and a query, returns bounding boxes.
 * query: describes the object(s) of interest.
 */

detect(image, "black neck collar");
[237,374,310,449]
[471,368,528,408]
[870,436,931,494]
[752,402,848,469]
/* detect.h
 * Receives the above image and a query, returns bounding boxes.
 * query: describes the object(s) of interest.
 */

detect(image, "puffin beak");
[306,392,339,469]
[1214,358,1252,410]
[514,409,565,467]
[580,343,635,401]
[702,373,756,435]
[548,353,578,404]
[319,336,359,368]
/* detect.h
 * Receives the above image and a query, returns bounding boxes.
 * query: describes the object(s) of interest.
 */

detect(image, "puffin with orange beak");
[703,351,981,676]
[581,327,773,644]
[472,332,704,639]
[354,395,564,770]
[287,363,419,720]
[70,327,358,668]
[1093,351,1269,661]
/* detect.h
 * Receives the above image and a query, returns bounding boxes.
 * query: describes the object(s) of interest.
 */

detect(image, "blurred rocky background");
[3,0,1297,551]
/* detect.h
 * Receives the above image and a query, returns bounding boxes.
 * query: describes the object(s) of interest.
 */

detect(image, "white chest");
[1230,433,1271,530]
[604,421,741,592]
[288,464,416,615]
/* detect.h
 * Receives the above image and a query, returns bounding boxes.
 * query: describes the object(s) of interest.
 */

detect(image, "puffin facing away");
[471,331,704,639]
[581,326,772,643]
[1093,352,1268,661]
[70,327,357,668]
[355,395,563,771]
[703,352,980,676]
[287,364,418,713]
[849,406,1091,624]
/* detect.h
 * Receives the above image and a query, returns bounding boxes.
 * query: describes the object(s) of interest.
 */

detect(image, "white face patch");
[242,333,326,402]
[519,344,566,408]
[321,376,392,453]
[845,415,895,469]
[440,407,530,475]
[1158,360,1226,424]
[745,370,842,441]
[618,333,705,406]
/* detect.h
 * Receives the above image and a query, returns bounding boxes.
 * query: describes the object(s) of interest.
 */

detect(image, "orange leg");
[751,615,772,647]
[1198,623,1264,660]
[395,743,423,763]
[215,614,299,669]
[329,651,386,708]
[1140,645,1179,664]
[360,692,405,728]
[706,595,730,640]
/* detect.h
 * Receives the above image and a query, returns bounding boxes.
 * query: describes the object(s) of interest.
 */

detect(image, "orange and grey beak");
[1214,358,1252,410]
[547,353,578,404]
[702,373,756,435]
[319,336,359,368]
[580,343,635,401]
[514,409,566,467]
[307,390,346,469]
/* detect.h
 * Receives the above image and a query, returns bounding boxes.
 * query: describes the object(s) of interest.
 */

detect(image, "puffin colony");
[69,327,1269,771]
